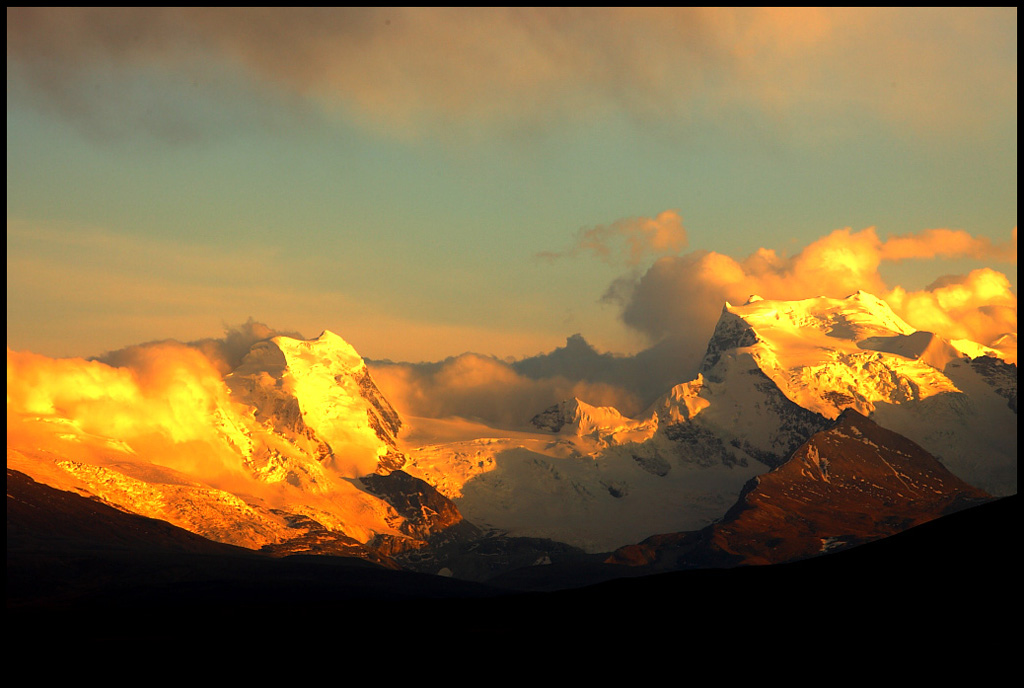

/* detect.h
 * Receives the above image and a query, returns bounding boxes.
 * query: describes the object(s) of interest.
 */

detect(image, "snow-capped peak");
[532,397,628,434]
[694,290,1016,495]
[723,292,916,345]
[8,327,423,553]
[644,375,709,424]
[710,292,957,419]
[226,331,402,479]
[275,330,367,375]
[530,397,656,446]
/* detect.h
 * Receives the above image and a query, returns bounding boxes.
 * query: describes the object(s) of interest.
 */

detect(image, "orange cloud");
[538,210,688,265]
[886,269,1017,358]
[615,225,1017,363]
[6,344,253,483]
[880,228,1017,263]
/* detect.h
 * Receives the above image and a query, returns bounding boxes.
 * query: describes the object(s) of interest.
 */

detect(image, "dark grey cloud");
[11,8,1008,141]
[98,318,304,375]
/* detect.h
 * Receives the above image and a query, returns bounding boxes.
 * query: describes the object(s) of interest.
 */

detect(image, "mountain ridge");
[7,290,1017,573]
[607,408,991,569]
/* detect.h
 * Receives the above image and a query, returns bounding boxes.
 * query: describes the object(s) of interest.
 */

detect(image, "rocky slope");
[609,410,991,568]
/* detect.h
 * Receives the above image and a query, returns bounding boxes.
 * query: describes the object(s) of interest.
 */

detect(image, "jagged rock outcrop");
[359,470,467,539]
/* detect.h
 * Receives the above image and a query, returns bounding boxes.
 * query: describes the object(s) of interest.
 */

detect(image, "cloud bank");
[8,7,1015,139]
[369,352,643,430]
[100,318,303,376]
[7,217,1017,440]
[607,225,1017,368]
[7,321,302,449]
[7,342,253,485]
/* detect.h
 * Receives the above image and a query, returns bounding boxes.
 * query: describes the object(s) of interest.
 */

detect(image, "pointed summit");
[694,291,1016,495]
[315,329,350,344]
[530,397,654,445]
[274,330,365,373]
[228,332,402,479]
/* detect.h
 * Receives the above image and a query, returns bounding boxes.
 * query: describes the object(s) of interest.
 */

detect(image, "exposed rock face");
[354,366,404,444]
[529,397,651,440]
[609,410,991,569]
[359,470,467,540]
[259,511,401,569]
[530,402,572,433]
[700,307,761,373]
[708,410,991,564]
[661,422,735,468]
[969,355,1017,414]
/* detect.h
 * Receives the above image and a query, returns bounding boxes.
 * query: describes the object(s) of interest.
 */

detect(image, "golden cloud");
[538,210,688,265]
[616,225,1017,361]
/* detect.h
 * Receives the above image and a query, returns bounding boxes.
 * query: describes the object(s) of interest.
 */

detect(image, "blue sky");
[7,8,1017,362]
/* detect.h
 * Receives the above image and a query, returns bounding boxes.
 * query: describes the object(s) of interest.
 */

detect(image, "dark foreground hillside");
[7,468,1016,657]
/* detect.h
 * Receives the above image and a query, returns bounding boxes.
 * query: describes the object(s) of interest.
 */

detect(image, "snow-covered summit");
[644,375,709,424]
[9,329,421,552]
[226,330,404,479]
[694,291,1016,495]
[707,292,956,418]
[283,330,366,371]
[725,291,915,351]
[530,397,655,447]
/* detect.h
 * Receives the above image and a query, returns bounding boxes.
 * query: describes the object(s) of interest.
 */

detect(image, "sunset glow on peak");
[5,8,1016,567]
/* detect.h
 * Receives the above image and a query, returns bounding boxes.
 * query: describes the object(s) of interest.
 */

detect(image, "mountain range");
[6,290,1017,604]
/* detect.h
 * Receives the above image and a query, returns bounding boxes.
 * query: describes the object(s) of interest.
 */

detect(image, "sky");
[6,7,1018,367]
